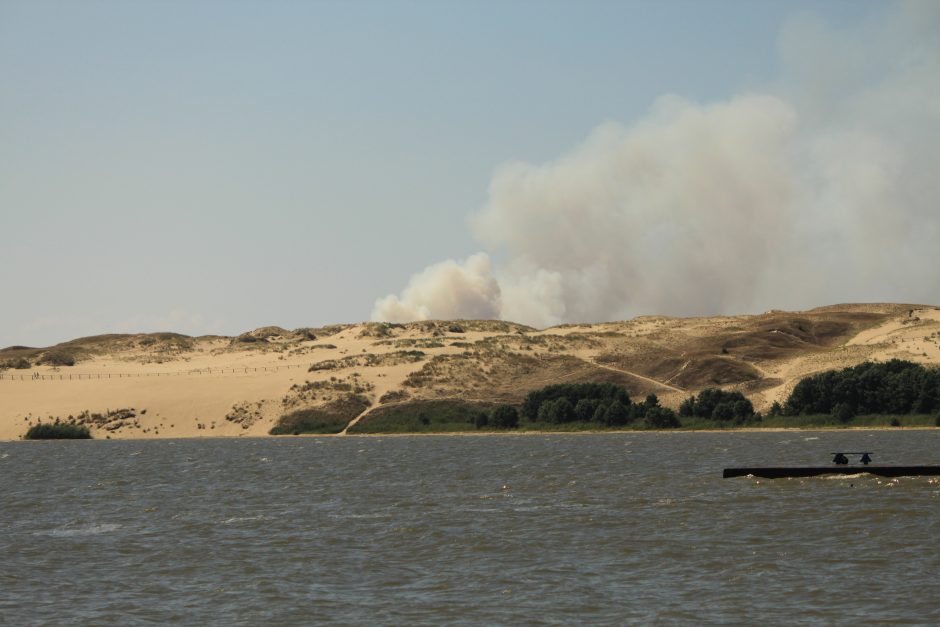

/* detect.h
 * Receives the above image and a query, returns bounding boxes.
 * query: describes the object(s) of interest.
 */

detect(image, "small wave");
[220,515,271,525]
[0,453,8,459]
[36,523,121,537]
[803,437,819,441]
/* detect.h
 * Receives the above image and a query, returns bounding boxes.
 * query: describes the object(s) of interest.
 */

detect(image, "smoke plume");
[374,1,940,327]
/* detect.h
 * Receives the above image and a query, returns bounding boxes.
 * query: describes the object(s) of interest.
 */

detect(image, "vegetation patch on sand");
[37,350,76,367]
[4,305,939,440]
[349,400,503,433]
[309,350,425,372]
[270,394,371,435]
[25,423,91,439]
[0,357,30,370]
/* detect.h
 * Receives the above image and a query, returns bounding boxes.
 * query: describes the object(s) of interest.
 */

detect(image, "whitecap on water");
[803,437,819,441]
[35,523,121,537]
[220,515,272,525]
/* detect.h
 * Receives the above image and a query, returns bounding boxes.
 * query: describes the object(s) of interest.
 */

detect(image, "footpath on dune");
[2,305,939,440]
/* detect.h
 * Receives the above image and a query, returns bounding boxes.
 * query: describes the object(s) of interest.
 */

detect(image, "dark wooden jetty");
[723,452,940,479]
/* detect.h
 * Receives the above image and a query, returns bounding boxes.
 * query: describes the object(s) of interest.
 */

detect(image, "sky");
[1,0,937,347]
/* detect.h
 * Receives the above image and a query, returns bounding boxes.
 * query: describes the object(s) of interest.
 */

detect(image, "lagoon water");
[2,431,940,625]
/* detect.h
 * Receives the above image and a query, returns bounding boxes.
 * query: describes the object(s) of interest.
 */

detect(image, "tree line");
[780,359,940,420]
[520,382,681,428]
[480,358,938,433]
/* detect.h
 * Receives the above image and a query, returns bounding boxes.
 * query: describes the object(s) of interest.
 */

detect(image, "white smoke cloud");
[372,253,501,322]
[373,1,940,326]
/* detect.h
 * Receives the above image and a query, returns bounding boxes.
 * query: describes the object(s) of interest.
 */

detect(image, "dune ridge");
[2,304,938,440]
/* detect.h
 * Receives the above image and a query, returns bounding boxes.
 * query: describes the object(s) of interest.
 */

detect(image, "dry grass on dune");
[2,304,939,440]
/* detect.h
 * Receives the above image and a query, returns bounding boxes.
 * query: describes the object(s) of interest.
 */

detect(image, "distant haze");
[2,1,935,348]
[374,0,940,327]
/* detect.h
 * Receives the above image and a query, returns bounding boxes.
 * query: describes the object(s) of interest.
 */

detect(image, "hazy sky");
[2,0,933,347]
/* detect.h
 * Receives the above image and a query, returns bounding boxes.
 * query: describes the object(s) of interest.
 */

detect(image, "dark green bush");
[537,397,576,423]
[599,400,630,426]
[712,403,735,421]
[269,409,349,435]
[575,398,601,422]
[644,406,680,429]
[349,400,495,433]
[833,402,855,423]
[25,423,91,439]
[491,405,519,429]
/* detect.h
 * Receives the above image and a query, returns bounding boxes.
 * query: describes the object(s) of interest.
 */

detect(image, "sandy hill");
[2,304,939,440]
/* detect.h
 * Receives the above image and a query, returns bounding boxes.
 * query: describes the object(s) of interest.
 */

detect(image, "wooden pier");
[723,465,940,479]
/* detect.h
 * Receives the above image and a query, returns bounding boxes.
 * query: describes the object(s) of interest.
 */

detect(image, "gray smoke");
[374,1,940,327]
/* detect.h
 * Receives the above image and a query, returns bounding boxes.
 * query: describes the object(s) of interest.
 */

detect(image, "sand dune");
[2,305,938,440]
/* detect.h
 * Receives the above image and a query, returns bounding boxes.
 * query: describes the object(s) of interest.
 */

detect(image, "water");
[2,431,940,625]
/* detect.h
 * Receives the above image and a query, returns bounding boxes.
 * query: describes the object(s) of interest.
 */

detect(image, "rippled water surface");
[3,431,940,624]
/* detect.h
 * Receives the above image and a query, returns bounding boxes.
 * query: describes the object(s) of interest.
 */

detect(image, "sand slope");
[2,305,938,440]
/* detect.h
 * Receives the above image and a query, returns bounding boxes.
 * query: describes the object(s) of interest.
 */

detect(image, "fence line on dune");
[0,363,310,382]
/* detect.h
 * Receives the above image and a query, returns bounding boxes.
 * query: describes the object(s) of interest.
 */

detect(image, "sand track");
[2,304,937,440]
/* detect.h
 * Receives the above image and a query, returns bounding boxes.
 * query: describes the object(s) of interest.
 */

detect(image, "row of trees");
[782,359,940,418]
[678,388,756,422]
[521,383,680,428]
[478,359,939,431]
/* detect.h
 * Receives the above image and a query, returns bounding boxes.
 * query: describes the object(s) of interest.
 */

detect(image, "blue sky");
[0,0,919,346]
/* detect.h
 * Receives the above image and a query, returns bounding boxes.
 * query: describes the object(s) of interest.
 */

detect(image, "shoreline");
[4,425,939,443]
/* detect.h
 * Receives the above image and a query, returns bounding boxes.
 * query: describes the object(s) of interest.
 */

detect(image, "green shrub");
[269,409,349,435]
[350,400,495,433]
[537,397,576,423]
[600,400,630,426]
[711,402,735,421]
[25,423,91,439]
[832,402,855,423]
[491,405,519,429]
[645,406,680,429]
[575,398,601,422]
